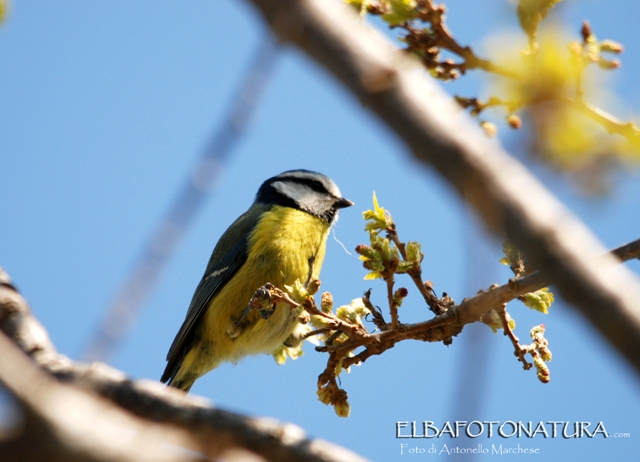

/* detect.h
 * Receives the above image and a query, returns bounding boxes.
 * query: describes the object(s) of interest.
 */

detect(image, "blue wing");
[160,204,266,384]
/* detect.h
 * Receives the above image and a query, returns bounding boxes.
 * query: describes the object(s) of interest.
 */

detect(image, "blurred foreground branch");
[0,268,368,462]
[242,0,640,374]
[0,331,199,462]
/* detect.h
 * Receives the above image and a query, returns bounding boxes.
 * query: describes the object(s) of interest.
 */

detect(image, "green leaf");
[395,261,414,274]
[501,240,521,266]
[272,342,304,365]
[381,0,419,27]
[284,279,308,303]
[481,309,516,333]
[517,0,562,38]
[345,0,371,17]
[362,191,391,232]
[364,272,383,280]
[406,241,422,263]
[521,288,554,314]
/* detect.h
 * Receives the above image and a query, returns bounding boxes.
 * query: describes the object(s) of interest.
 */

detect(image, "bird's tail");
[166,375,195,392]
[161,350,194,392]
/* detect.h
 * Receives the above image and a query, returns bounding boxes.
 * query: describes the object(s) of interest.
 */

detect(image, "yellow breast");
[199,206,330,367]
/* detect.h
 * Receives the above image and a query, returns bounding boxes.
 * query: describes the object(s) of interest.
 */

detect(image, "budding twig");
[360,0,640,147]
[497,303,532,370]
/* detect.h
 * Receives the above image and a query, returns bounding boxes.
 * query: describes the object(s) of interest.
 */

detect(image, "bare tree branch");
[0,268,369,462]
[241,0,640,374]
[263,237,640,407]
[0,330,202,462]
[609,238,640,263]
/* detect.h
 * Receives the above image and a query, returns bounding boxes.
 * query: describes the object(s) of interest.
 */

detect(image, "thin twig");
[367,0,640,144]
[362,289,388,329]
[387,224,445,314]
[570,98,640,147]
[418,0,520,78]
[303,328,333,339]
[496,303,531,370]
[385,276,399,329]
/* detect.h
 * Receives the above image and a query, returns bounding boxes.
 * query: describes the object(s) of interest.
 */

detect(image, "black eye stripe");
[280,177,329,195]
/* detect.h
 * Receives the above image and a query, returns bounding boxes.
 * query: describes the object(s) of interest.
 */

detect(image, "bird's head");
[255,169,353,224]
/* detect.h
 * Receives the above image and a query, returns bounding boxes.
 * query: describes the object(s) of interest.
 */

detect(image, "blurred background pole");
[82,32,282,362]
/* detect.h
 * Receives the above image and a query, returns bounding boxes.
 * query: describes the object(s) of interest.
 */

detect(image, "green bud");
[533,355,550,384]
[600,40,623,54]
[272,342,304,365]
[306,278,321,296]
[598,58,621,70]
[362,260,384,272]
[317,385,332,405]
[336,306,353,322]
[406,241,423,263]
[567,41,582,56]
[539,345,552,362]
[500,240,525,268]
[381,0,419,27]
[321,292,334,313]
[481,121,497,138]
[334,398,351,418]
[285,279,308,303]
[521,288,554,313]
[357,244,380,262]
[396,261,414,274]
[507,114,522,129]
[310,315,331,329]
[481,309,515,333]
[537,370,550,384]
[375,237,390,261]
[533,355,551,383]
[393,287,408,307]
[530,324,546,337]
[350,298,369,317]
[586,41,600,63]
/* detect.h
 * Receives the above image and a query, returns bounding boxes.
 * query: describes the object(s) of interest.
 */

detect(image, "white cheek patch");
[272,181,315,204]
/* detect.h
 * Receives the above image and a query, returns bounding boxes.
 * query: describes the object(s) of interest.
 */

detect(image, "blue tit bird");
[161,169,353,391]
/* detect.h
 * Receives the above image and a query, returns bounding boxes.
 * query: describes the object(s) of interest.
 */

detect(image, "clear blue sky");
[1,1,639,461]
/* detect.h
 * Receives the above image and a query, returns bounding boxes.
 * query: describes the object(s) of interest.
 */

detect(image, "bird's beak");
[335,197,354,209]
